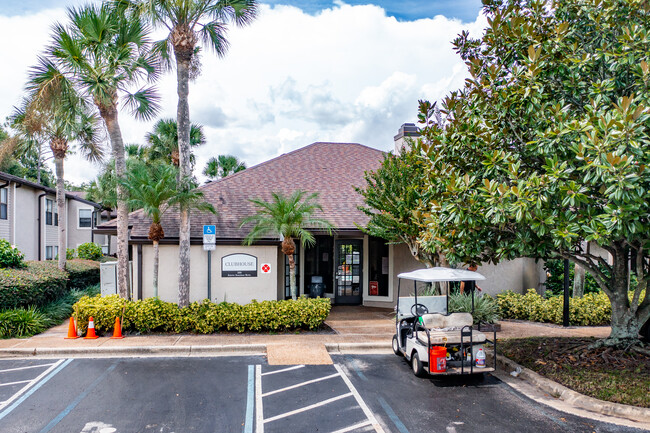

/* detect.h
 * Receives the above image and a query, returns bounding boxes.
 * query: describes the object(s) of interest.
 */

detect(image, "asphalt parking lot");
[0,355,645,433]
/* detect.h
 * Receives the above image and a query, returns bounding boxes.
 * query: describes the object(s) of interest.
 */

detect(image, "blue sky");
[2,1,483,22]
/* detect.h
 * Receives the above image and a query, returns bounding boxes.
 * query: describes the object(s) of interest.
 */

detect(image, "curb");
[497,354,650,424]
[325,342,392,353]
[0,344,267,358]
[0,342,395,358]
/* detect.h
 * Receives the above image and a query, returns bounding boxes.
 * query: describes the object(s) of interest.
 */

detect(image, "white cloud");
[0,2,486,184]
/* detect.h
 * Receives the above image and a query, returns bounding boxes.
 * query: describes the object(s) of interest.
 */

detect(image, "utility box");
[100,261,133,298]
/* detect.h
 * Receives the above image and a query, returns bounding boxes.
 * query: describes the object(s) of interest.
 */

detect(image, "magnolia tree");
[356,142,441,268]
[417,0,649,345]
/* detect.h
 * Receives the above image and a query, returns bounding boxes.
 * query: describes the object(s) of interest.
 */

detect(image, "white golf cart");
[392,267,497,377]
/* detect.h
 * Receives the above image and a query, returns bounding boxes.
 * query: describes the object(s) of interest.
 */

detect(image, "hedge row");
[497,289,611,326]
[66,260,101,289]
[73,296,332,335]
[0,260,100,310]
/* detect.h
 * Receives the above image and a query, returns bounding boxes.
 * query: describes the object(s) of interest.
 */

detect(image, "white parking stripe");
[260,365,304,376]
[334,364,386,433]
[0,363,57,374]
[264,392,353,424]
[0,380,32,387]
[262,373,340,397]
[255,365,264,433]
[0,360,68,411]
[330,420,372,433]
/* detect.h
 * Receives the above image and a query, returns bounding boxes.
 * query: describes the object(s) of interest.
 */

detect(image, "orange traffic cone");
[64,317,79,339]
[110,317,124,339]
[84,316,98,339]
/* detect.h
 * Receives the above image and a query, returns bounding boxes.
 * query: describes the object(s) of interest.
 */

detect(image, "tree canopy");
[414,0,649,343]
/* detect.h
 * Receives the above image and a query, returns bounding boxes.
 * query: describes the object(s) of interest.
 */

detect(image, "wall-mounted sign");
[369,281,379,296]
[261,263,271,274]
[222,253,257,277]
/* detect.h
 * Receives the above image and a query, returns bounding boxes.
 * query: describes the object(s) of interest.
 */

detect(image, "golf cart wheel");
[392,334,402,357]
[411,352,427,378]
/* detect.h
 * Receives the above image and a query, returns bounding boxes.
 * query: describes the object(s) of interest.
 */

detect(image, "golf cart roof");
[397,267,486,283]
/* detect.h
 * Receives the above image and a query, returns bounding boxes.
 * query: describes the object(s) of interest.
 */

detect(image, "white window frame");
[45,246,53,260]
[78,208,93,229]
[0,187,7,220]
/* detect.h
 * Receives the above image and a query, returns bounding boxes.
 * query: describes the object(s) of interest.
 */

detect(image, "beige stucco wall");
[136,244,279,305]
[363,242,544,308]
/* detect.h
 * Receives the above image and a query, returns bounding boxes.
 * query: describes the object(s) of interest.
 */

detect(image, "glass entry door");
[335,240,362,305]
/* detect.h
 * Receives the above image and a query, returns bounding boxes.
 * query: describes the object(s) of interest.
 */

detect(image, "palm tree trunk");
[288,254,297,300]
[54,155,66,270]
[153,239,159,298]
[102,108,130,299]
[175,46,192,308]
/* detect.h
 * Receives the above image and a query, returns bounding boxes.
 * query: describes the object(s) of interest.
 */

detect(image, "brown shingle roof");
[100,142,385,241]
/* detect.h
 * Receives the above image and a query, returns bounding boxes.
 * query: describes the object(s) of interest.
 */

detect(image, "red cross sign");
[261,263,271,274]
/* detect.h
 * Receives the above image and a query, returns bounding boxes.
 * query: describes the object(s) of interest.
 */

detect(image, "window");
[46,199,53,225]
[78,209,92,228]
[0,188,7,220]
[45,246,53,260]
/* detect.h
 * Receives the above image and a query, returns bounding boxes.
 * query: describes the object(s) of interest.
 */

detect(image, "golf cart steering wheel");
[411,303,428,316]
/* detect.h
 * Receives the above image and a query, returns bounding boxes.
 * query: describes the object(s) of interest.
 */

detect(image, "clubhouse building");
[96,129,544,306]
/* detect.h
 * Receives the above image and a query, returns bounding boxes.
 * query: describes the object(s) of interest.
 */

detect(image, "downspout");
[38,192,46,260]
[12,184,16,244]
[137,244,143,300]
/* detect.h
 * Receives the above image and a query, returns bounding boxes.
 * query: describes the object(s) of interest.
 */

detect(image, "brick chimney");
[393,123,420,154]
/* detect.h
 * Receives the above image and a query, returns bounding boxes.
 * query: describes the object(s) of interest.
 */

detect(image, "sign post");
[203,225,216,300]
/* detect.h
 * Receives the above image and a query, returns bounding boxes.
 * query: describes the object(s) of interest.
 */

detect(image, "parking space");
[255,364,383,433]
[0,359,70,416]
[0,355,645,433]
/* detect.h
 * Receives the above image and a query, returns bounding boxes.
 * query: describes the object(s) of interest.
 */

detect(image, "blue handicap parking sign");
[203,225,216,235]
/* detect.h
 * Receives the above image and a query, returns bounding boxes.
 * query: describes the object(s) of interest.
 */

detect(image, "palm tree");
[145,118,205,168]
[6,103,48,185]
[203,154,246,181]
[121,161,177,296]
[241,191,334,300]
[119,0,257,307]
[18,73,102,270]
[35,4,160,297]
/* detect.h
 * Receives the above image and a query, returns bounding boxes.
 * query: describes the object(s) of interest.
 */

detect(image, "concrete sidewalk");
[0,306,612,356]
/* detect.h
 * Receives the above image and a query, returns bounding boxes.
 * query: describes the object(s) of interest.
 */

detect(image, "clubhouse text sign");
[221,253,257,277]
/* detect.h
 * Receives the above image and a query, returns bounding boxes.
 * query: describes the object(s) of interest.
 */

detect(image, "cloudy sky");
[0,1,486,184]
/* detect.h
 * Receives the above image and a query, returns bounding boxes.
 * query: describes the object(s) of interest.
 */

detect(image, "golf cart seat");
[416,313,487,345]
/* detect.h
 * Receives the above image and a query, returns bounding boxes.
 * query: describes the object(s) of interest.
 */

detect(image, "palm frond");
[124,87,161,121]
[197,21,230,57]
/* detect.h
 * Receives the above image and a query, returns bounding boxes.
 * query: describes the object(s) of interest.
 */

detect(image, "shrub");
[77,242,103,261]
[0,307,49,338]
[448,292,499,324]
[73,296,332,335]
[497,289,612,326]
[0,262,68,310]
[66,248,76,260]
[37,284,100,326]
[0,239,25,269]
[66,259,100,289]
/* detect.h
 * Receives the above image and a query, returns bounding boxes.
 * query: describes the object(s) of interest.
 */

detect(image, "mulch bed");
[499,337,650,408]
